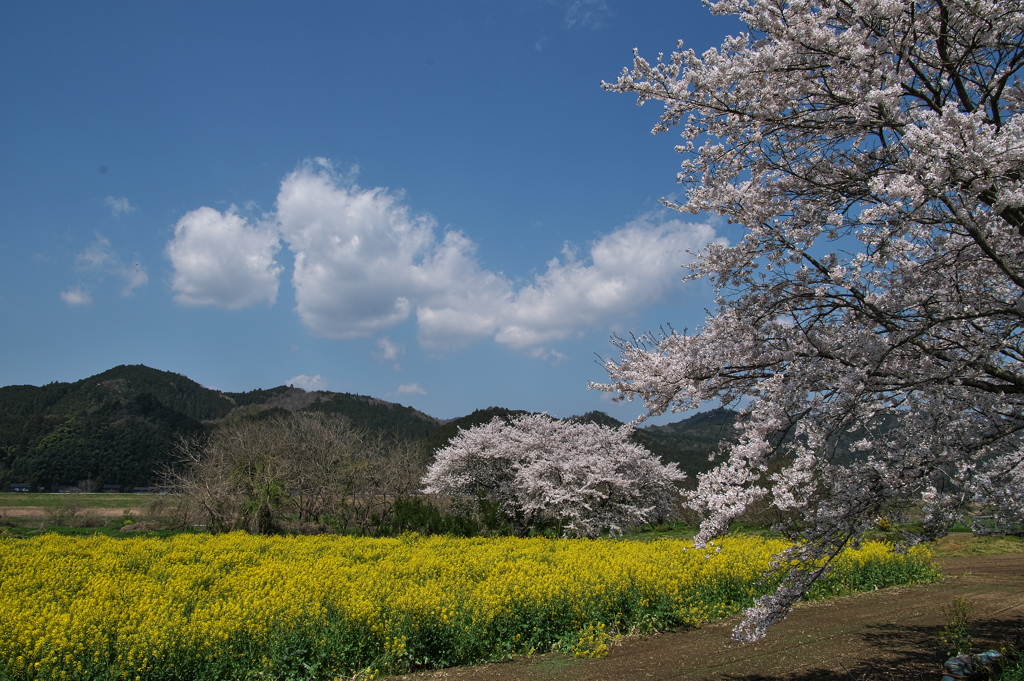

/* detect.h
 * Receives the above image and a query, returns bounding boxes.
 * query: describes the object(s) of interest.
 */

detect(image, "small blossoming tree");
[421,413,685,538]
[597,0,1024,640]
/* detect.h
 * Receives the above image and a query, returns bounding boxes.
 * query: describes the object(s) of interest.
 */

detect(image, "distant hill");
[0,365,215,491]
[419,407,532,454]
[303,392,442,440]
[640,408,738,477]
[0,365,738,491]
[68,364,236,420]
[221,387,442,439]
[0,365,441,491]
[568,408,738,478]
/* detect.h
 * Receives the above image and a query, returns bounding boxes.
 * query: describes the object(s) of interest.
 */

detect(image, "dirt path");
[395,555,1024,680]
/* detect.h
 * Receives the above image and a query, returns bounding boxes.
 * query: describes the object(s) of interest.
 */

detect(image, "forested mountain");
[0,366,222,490]
[303,392,441,440]
[573,409,738,478]
[642,408,738,468]
[418,407,531,454]
[0,365,442,491]
[0,365,236,422]
[0,365,736,491]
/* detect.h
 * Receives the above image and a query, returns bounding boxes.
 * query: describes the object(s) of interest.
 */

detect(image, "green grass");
[625,521,785,542]
[0,492,180,540]
[927,532,1024,558]
[0,492,160,508]
[0,524,186,539]
[623,521,699,541]
[994,655,1024,680]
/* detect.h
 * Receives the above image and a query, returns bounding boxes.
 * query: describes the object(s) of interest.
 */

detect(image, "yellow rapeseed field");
[0,533,938,680]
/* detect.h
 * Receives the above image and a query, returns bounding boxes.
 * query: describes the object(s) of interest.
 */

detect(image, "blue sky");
[0,1,743,423]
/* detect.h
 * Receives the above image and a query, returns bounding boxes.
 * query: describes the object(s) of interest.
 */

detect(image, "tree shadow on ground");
[719,616,1023,681]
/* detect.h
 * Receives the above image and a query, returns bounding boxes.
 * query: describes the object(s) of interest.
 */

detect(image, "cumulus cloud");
[288,374,326,391]
[75,235,148,296]
[490,216,720,349]
[276,165,719,350]
[167,206,282,309]
[167,160,723,358]
[276,162,436,337]
[411,230,513,349]
[395,383,426,396]
[60,286,92,305]
[105,196,135,217]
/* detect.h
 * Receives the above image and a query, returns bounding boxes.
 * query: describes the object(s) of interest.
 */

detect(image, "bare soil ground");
[395,554,1024,681]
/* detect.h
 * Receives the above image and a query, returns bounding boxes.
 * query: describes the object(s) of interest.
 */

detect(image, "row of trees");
[165,411,686,538]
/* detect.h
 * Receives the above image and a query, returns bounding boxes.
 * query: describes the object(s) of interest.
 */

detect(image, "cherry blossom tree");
[597,0,1024,640]
[421,414,685,538]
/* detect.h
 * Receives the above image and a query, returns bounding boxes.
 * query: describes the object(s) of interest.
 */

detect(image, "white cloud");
[75,235,148,296]
[412,231,513,348]
[105,196,136,217]
[276,161,436,337]
[491,216,721,349]
[78,239,112,270]
[123,264,148,293]
[274,165,720,351]
[168,160,723,359]
[60,286,92,305]
[374,337,404,370]
[528,346,568,364]
[288,374,325,391]
[395,382,426,396]
[167,206,282,309]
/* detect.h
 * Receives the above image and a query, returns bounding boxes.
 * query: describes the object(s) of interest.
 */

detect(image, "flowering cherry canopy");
[421,414,685,539]
[597,0,1024,640]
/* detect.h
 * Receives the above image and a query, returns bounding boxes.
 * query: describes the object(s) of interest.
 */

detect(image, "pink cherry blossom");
[597,0,1024,640]
[422,414,685,538]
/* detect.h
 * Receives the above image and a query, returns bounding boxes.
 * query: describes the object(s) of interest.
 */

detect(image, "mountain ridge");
[0,364,735,490]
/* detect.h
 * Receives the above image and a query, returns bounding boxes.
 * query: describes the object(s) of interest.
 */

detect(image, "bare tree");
[347,431,428,535]
[163,411,428,534]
